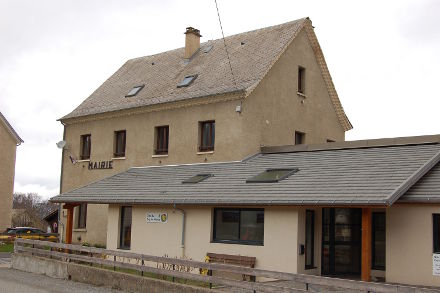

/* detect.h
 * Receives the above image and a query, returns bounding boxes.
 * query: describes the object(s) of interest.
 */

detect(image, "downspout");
[173,204,186,257]
[58,121,66,243]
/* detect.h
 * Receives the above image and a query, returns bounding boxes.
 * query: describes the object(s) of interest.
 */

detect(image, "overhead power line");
[214,0,238,90]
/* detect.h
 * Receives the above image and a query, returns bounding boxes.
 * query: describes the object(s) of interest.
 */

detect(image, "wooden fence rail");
[13,238,440,293]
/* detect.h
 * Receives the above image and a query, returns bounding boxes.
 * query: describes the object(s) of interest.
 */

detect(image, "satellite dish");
[56,141,67,149]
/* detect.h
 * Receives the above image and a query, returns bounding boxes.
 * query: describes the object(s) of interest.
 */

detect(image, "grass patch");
[0,243,14,252]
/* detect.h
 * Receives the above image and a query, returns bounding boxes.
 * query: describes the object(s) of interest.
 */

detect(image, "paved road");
[0,267,124,293]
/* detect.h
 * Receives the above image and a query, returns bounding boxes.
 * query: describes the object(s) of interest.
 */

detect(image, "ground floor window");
[305,210,315,269]
[213,208,264,245]
[433,214,440,253]
[119,206,132,250]
[75,203,87,229]
[372,212,386,270]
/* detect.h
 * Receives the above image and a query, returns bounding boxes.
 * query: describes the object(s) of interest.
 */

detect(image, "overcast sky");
[1,0,439,199]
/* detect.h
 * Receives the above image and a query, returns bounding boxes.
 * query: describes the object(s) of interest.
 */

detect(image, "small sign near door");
[433,254,440,276]
[146,212,168,223]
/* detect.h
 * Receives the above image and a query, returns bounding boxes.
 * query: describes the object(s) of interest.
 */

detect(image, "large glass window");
[114,130,126,157]
[199,121,215,152]
[372,212,386,270]
[213,208,264,245]
[80,134,91,160]
[119,206,132,250]
[75,203,87,229]
[305,210,315,269]
[434,214,440,253]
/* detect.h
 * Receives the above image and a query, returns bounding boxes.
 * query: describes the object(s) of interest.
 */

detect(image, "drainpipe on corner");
[58,122,66,243]
[173,204,186,257]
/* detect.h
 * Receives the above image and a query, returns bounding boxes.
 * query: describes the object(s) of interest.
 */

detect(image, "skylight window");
[203,45,213,53]
[246,168,298,183]
[125,85,145,97]
[182,174,212,184]
[177,75,197,88]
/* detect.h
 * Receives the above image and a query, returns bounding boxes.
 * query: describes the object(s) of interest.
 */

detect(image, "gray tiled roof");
[51,142,440,206]
[0,111,23,144]
[61,19,306,120]
[401,163,440,203]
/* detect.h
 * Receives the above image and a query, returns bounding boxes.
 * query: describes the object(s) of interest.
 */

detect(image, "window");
[177,75,197,88]
[298,66,305,94]
[246,168,298,183]
[213,208,264,245]
[75,203,87,229]
[182,174,212,184]
[119,206,132,250]
[80,134,91,160]
[155,126,169,155]
[199,121,215,152]
[295,131,305,145]
[327,139,335,143]
[125,85,144,97]
[305,210,315,269]
[372,212,386,270]
[434,214,440,253]
[114,130,126,157]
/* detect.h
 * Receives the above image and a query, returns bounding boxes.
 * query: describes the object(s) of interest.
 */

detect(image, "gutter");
[173,204,186,257]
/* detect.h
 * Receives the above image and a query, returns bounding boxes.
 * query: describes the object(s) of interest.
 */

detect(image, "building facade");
[0,112,23,231]
[58,18,351,245]
[53,135,440,287]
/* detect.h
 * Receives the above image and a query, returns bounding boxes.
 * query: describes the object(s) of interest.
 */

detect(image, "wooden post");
[361,208,372,282]
[65,206,74,244]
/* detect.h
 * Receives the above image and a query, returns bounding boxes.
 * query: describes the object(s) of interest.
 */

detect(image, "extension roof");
[51,135,440,206]
[60,18,351,131]
[0,111,23,145]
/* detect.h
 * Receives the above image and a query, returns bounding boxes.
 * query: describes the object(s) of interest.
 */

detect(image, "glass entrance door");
[322,208,361,276]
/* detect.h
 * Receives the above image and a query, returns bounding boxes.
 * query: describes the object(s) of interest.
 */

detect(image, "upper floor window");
[80,134,91,160]
[434,214,440,253]
[114,130,126,158]
[75,203,87,229]
[177,75,198,88]
[125,85,145,97]
[213,208,264,245]
[295,131,305,145]
[199,121,215,152]
[298,66,306,94]
[155,126,169,155]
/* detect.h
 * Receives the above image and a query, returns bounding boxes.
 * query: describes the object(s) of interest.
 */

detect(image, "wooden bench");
[206,253,256,282]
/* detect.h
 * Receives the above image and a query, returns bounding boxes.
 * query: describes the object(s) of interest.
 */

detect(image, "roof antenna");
[214,0,238,90]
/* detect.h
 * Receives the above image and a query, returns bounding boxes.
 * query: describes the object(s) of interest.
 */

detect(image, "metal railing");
[14,238,440,293]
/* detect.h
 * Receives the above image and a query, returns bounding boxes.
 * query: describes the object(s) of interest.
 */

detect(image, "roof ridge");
[261,134,440,154]
[0,111,23,145]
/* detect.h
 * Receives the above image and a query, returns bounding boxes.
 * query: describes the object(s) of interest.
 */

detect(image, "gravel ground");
[0,267,124,293]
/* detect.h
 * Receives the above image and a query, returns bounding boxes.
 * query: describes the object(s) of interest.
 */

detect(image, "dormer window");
[125,85,145,97]
[177,75,197,88]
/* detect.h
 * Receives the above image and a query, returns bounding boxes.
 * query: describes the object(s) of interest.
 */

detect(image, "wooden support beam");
[361,208,372,282]
[65,206,74,244]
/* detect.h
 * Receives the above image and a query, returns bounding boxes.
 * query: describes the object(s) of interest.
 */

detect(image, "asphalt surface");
[0,266,124,293]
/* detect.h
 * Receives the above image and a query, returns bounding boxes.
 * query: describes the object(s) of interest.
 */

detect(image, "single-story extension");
[51,135,440,287]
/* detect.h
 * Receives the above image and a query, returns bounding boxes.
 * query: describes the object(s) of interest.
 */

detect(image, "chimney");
[184,27,201,59]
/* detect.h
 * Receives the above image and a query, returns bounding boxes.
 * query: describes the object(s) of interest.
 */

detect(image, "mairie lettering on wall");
[88,161,113,170]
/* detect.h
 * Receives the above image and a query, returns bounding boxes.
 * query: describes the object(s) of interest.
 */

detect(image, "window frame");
[305,210,315,269]
[212,208,264,246]
[295,131,305,145]
[119,206,132,250]
[372,212,386,270]
[80,134,91,160]
[155,125,169,155]
[199,120,215,152]
[75,203,87,229]
[114,130,126,158]
[434,214,440,253]
[298,66,305,94]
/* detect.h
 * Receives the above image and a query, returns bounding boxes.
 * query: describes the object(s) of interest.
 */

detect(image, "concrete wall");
[60,25,347,245]
[107,205,300,273]
[387,204,440,287]
[0,122,17,231]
